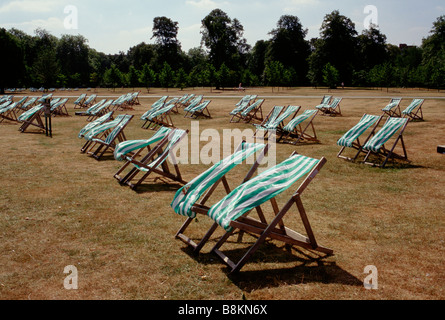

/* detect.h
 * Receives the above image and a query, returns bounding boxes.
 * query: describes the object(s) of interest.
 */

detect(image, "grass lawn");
[0,86,444,300]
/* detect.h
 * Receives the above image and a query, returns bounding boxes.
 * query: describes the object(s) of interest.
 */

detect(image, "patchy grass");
[0,87,444,300]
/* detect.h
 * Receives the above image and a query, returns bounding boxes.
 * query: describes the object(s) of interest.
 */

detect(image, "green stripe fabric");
[114,127,172,161]
[255,106,284,130]
[131,129,187,171]
[283,110,317,132]
[171,142,267,218]
[265,105,299,129]
[18,104,44,121]
[382,98,401,111]
[207,154,320,231]
[337,114,380,147]
[147,104,176,120]
[241,99,264,116]
[102,115,132,145]
[402,99,424,115]
[84,114,126,141]
[363,117,408,152]
[78,111,114,138]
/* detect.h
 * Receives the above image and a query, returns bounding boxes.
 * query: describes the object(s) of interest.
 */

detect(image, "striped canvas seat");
[382,98,402,117]
[78,111,114,138]
[208,154,320,231]
[185,100,212,119]
[113,128,188,189]
[316,97,342,116]
[337,114,381,148]
[172,142,267,219]
[279,109,319,145]
[362,117,409,167]
[363,117,408,153]
[18,104,44,122]
[264,105,300,131]
[402,99,424,121]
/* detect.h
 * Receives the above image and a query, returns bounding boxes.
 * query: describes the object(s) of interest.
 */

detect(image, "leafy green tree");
[200,9,249,72]
[0,28,24,93]
[56,34,90,86]
[139,63,156,92]
[126,65,140,89]
[266,15,310,85]
[322,63,340,89]
[151,16,183,70]
[175,68,188,90]
[103,64,122,91]
[263,60,285,90]
[159,62,174,90]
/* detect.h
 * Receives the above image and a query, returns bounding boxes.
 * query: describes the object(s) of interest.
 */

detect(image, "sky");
[1,0,444,54]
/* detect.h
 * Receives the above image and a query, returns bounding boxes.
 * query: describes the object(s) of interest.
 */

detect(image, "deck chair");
[50,98,69,116]
[73,93,87,109]
[86,99,114,121]
[337,114,383,162]
[82,94,97,108]
[141,103,177,130]
[176,152,332,273]
[382,98,402,117]
[20,97,38,111]
[75,99,106,116]
[315,95,332,108]
[253,106,285,136]
[402,99,424,121]
[113,128,188,190]
[278,109,319,145]
[85,114,134,160]
[316,97,342,116]
[0,101,21,123]
[172,141,270,253]
[18,104,45,133]
[239,99,265,123]
[78,111,114,139]
[254,105,301,139]
[361,117,409,168]
[185,100,212,119]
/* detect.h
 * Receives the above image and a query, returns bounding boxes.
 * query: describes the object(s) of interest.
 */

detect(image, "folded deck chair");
[18,104,45,133]
[402,98,424,121]
[73,93,87,109]
[172,141,270,253]
[254,105,301,139]
[0,102,20,123]
[85,114,134,160]
[141,103,177,130]
[78,111,114,139]
[337,114,383,162]
[361,117,409,168]
[278,109,319,145]
[382,98,402,117]
[175,152,332,273]
[185,100,212,119]
[113,128,188,190]
[316,97,342,116]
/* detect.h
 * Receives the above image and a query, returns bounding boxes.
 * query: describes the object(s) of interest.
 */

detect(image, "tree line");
[1,9,445,94]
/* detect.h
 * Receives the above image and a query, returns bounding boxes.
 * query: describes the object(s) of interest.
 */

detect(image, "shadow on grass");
[181,239,362,289]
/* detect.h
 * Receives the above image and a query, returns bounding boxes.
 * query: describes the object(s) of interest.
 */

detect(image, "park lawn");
[0,86,444,300]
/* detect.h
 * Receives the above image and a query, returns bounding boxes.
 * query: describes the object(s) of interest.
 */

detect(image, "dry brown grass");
[0,86,444,300]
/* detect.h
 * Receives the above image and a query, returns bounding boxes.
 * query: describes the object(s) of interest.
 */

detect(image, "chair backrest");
[104,115,133,144]
[18,104,44,121]
[402,99,424,115]
[266,105,300,129]
[114,127,172,161]
[84,114,126,140]
[207,153,322,231]
[241,99,264,117]
[191,100,211,112]
[329,98,342,109]
[382,98,402,111]
[78,111,114,138]
[283,110,317,132]
[337,114,381,147]
[363,117,408,152]
[171,141,267,218]
[84,94,97,104]
[86,99,106,113]
[321,95,332,105]
[148,103,176,120]
[74,94,87,104]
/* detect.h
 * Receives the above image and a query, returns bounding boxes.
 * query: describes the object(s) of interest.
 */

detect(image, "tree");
[357,25,388,71]
[126,65,140,90]
[139,63,156,92]
[322,63,340,89]
[200,9,249,73]
[0,28,24,93]
[308,11,358,86]
[421,15,445,89]
[56,34,90,87]
[266,15,310,85]
[103,64,122,91]
[151,16,182,70]
[159,62,174,90]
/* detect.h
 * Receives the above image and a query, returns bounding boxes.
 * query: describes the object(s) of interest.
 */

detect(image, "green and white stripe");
[382,98,402,111]
[113,126,172,161]
[337,114,380,147]
[402,99,424,115]
[78,111,114,138]
[18,104,44,122]
[84,114,126,141]
[241,99,264,117]
[255,106,284,131]
[363,117,408,153]
[207,154,320,231]
[283,110,317,132]
[265,105,299,130]
[171,142,266,218]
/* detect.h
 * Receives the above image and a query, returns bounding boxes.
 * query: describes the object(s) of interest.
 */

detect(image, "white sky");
[1,0,444,54]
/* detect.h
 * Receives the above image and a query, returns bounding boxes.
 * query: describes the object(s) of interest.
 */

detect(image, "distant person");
[341,82,345,89]
[238,83,245,91]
